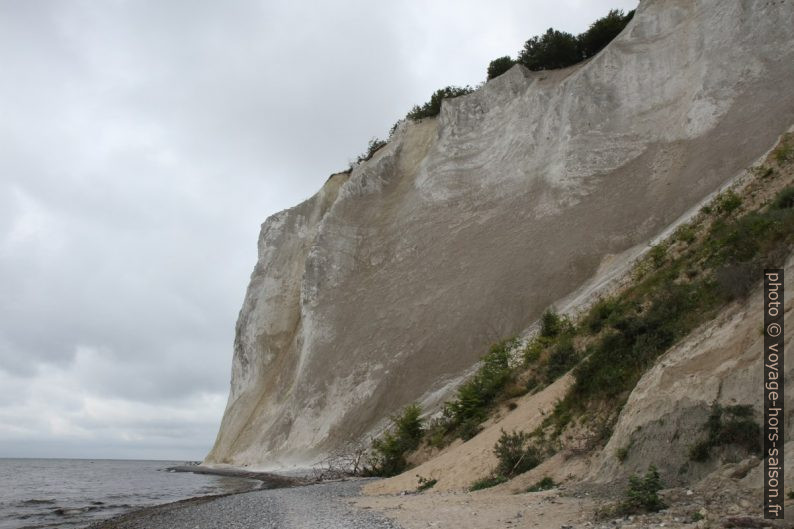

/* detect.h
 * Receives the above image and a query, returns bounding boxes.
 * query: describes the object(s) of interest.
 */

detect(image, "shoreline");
[166,464,309,489]
[86,478,399,529]
[85,491,236,529]
[84,465,316,528]
[84,471,787,529]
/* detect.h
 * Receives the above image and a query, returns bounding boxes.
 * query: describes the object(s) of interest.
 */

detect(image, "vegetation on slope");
[688,404,761,462]
[360,132,793,483]
[526,476,556,492]
[468,429,543,490]
[542,155,794,444]
[365,404,424,477]
[437,338,518,441]
[617,466,666,515]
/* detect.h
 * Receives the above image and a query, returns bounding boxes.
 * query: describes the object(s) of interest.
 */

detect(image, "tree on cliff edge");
[518,28,580,70]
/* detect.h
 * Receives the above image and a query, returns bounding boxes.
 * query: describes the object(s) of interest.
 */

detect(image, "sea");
[0,458,261,529]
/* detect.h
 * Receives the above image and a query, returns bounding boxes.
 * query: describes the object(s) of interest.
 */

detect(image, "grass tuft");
[526,476,556,492]
[470,475,508,491]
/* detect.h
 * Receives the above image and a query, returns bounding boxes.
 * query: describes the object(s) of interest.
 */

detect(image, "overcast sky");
[0,0,638,461]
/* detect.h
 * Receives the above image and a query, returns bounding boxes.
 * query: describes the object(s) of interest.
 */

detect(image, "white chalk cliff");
[206,0,794,468]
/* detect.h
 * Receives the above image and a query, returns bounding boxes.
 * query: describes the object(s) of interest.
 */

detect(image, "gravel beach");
[88,479,401,529]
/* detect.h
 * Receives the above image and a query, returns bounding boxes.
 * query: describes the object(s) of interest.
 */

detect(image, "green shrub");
[540,309,565,337]
[772,187,794,209]
[388,120,401,137]
[406,86,474,121]
[443,339,516,439]
[688,439,711,462]
[425,417,451,449]
[367,403,424,476]
[571,282,701,404]
[619,465,666,514]
[616,445,630,463]
[773,137,793,164]
[369,432,407,477]
[357,137,386,164]
[526,476,556,492]
[544,400,574,434]
[487,56,516,80]
[395,403,424,444]
[674,224,696,244]
[518,28,580,71]
[494,430,540,477]
[517,9,633,71]
[705,206,794,266]
[582,297,623,334]
[470,475,508,491]
[544,336,578,382]
[719,418,760,451]
[689,403,761,461]
[714,190,742,215]
[578,9,634,59]
[523,337,545,364]
[416,475,437,491]
[714,262,757,300]
[458,418,483,441]
[524,376,540,394]
[648,244,667,268]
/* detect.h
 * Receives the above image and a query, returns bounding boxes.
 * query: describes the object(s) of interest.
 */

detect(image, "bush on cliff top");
[403,8,633,124]
[518,9,634,71]
[487,56,517,80]
[518,28,580,71]
[406,85,474,121]
[578,9,635,60]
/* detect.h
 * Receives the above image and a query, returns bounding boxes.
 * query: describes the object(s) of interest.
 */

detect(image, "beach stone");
[88,480,401,529]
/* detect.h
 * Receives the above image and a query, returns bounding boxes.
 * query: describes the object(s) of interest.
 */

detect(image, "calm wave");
[0,458,259,529]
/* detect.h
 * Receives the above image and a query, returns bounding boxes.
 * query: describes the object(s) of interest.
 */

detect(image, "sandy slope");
[363,374,573,494]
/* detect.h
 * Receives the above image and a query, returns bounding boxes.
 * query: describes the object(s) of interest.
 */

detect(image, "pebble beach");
[88,479,401,529]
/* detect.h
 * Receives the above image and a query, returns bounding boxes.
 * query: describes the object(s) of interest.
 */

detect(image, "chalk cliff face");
[206,0,794,468]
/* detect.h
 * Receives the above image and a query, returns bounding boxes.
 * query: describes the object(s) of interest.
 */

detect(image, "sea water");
[0,458,260,529]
